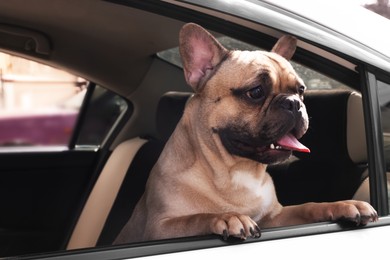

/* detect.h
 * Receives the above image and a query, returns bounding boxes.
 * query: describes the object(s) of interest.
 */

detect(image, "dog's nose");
[281,96,301,112]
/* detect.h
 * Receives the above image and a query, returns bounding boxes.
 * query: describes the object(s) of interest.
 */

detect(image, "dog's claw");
[360,212,379,225]
[360,215,371,225]
[248,225,261,238]
[240,229,246,239]
[354,213,361,226]
[222,229,228,241]
[255,225,261,238]
[249,227,255,236]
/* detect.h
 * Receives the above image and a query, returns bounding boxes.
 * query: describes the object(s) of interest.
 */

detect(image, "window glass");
[377,79,390,206]
[75,84,129,147]
[0,53,87,149]
[157,36,348,90]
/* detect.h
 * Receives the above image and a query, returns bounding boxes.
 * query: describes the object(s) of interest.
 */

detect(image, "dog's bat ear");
[271,35,297,60]
[179,23,228,92]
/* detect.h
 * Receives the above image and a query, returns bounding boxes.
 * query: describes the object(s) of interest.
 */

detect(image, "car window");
[157,36,348,90]
[0,53,128,151]
[74,84,129,148]
[377,79,390,206]
[0,53,87,150]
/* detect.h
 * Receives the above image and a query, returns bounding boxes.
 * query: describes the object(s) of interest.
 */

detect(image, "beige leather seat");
[67,137,147,249]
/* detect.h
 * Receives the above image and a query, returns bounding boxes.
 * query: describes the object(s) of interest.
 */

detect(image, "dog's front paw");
[329,200,378,225]
[210,212,261,240]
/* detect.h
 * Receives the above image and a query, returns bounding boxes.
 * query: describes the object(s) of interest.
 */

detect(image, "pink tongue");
[277,133,310,153]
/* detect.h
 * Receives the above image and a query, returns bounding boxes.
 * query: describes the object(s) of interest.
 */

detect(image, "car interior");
[66,88,369,249]
[0,0,378,258]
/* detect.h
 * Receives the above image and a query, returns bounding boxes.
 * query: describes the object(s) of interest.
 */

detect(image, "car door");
[0,55,130,257]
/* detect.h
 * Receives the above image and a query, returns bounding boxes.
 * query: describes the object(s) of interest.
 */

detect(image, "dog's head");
[179,23,309,164]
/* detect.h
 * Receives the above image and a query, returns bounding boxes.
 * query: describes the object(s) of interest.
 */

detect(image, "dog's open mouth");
[268,133,310,153]
[251,133,310,164]
[217,127,310,164]
[225,133,310,164]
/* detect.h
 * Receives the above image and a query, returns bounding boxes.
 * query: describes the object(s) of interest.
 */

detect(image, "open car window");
[0,53,87,150]
[0,53,129,151]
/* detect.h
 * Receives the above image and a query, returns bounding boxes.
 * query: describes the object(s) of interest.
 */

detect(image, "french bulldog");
[114,23,378,243]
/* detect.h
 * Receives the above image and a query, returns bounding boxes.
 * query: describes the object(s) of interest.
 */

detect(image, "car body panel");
[34,218,390,259]
[173,0,390,72]
[142,225,390,260]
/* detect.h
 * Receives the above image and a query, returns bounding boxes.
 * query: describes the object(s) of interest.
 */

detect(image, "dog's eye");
[246,86,264,100]
[298,85,305,95]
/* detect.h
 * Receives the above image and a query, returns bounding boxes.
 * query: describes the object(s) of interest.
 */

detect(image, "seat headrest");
[156,91,193,142]
[297,89,366,164]
[346,92,366,163]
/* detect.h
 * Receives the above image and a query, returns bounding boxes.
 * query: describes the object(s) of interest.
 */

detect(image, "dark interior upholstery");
[156,92,194,142]
[97,89,367,245]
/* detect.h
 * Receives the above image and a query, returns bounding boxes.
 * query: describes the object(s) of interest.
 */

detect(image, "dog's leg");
[150,212,261,241]
[263,200,378,227]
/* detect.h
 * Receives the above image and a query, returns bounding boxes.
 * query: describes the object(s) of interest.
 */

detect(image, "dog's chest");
[230,170,276,215]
